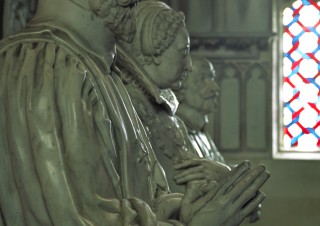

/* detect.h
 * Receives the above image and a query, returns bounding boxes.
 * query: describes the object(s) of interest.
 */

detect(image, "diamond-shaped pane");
[283,82,294,102]
[299,59,318,78]
[283,33,293,53]
[283,8,294,26]
[290,99,303,112]
[288,124,302,137]
[300,83,319,103]
[290,74,305,89]
[289,23,303,36]
[299,134,318,148]
[299,106,318,127]
[299,32,318,53]
[300,5,319,27]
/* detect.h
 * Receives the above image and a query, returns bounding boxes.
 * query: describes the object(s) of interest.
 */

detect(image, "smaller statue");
[175,54,262,223]
[175,54,223,161]
[173,53,225,164]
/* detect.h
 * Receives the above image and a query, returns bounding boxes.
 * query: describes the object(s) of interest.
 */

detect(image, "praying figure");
[175,55,224,162]
[117,1,269,225]
[117,0,232,191]
[0,0,175,224]
[0,0,269,225]
[175,54,262,223]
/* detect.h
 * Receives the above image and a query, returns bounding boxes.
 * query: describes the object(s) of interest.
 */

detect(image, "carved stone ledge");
[190,34,276,60]
[190,35,275,52]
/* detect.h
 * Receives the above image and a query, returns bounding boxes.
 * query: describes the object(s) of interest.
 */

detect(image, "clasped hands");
[175,160,269,226]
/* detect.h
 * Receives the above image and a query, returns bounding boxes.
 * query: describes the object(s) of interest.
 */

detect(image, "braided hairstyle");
[89,0,139,42]
[152,9,185,57]
[123,1,185,66]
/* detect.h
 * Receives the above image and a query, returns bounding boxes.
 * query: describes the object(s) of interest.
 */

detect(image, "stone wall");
[168,0,274,155]
[166,1,320,226]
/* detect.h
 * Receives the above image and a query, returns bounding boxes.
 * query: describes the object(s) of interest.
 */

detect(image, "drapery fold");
[0,28,180,226]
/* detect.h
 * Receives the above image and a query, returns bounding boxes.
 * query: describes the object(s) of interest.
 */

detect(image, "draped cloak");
[0,26,180,225]
[115,51,197,193]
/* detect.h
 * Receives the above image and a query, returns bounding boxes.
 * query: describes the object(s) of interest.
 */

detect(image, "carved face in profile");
[179,57,219,115]
[117,1,192,90]
[150,26,191,90]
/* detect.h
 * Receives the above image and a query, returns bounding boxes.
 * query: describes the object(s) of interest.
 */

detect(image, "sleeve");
[0,41,91,225]
[0,41,185,226]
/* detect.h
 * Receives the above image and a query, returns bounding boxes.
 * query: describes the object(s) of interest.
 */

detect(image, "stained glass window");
[282,0,320,151]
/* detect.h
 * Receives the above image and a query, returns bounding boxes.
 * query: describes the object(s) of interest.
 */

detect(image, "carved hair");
[118,1,185,65]
[152,9,185,56]
[89,0,139,42]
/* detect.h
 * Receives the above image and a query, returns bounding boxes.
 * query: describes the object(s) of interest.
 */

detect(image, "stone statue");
[174,54,262,223]
[116,0,195,194]
[175,54,225,161]
[117,0,233,191]
[173,55,233,189]
[0,0,269,225]
[116,1,269,225]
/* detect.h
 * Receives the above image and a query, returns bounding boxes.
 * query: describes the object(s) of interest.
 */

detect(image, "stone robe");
[0,26,181,226]
[118,67,197,194]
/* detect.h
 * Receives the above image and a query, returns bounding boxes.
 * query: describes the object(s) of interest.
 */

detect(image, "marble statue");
[116,1,269,225]
[174,54,226,162]
[117,0,232,192]
[116,0,195,194]
[0,0,269,225]
[175,54,261,223]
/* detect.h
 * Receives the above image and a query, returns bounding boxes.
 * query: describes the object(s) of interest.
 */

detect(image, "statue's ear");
[151,55,161,65]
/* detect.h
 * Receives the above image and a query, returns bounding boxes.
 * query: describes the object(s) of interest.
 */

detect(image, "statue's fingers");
[121,199,138,225]
[174,165,204,180]
[239,192,266,219]
[97,197,121,213]
[247,205,261,223]
[182,180,208,204]
[155,195,182,221]
[173,159,201,170]
[175,172,206,184]
[129,198,157,226]
[186,181,221,219]
[218,161,251,195]
[181,180,208,223]
[198,180,218,195]
[228,165,266,202]
[235,171,270,207]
